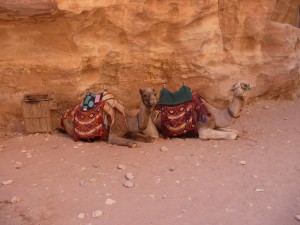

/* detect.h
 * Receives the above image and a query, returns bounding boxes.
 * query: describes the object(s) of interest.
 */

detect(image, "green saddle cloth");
[157,85,192,105]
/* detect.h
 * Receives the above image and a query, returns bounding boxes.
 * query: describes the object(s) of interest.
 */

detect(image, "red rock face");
[0,0,299,132]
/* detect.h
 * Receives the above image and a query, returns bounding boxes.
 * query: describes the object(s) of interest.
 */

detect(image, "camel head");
[230,82,251,99]
[139,87,157,108]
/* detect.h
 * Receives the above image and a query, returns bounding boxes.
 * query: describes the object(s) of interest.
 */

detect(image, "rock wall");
[0,0,300,132]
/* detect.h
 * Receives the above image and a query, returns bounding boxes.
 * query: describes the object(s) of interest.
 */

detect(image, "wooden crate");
[22,94,58,133]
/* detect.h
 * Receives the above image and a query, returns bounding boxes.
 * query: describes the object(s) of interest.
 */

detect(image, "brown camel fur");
[146,82,251,140]
[61,88,157,147]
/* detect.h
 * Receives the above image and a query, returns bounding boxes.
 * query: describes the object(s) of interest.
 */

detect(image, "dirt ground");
[0,98,300,225]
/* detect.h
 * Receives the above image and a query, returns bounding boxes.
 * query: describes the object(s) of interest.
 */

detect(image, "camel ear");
[139,89,143,95]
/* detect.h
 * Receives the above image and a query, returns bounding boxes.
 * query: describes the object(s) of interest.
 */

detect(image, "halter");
[141,92,155,108]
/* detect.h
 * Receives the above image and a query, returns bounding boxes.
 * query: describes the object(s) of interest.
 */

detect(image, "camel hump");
[157,85,192,105]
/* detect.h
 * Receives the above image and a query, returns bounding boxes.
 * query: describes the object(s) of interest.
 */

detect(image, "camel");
[61,87,157,148]
[145,82,251,140]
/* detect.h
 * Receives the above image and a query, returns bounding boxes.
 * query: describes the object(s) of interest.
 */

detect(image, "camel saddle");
[155,85,210,138]
[62,91,126,141]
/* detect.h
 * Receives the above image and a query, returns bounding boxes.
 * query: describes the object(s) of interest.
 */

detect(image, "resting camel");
[61,88,157,147]
[146,82,251,140]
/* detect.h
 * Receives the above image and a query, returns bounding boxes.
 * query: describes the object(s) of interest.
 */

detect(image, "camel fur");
[61,88,157,147]
[145,82,251,140]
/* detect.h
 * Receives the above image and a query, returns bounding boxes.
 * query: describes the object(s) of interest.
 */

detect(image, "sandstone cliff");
[0,0,299,132]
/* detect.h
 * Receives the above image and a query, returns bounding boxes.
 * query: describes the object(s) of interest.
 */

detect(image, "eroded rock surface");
[0,0,299,132]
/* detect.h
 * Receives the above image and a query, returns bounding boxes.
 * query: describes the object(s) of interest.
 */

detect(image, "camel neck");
[228,95,244,119]
[137,100,153,130]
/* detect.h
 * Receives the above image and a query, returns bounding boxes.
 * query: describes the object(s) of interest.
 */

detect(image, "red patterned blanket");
[155,86,211,138]
[62,91,125,142]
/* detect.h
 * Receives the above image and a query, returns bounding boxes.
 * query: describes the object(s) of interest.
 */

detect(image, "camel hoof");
[145,137,154,143]
[130,143,137,148]
[229,133,238,140]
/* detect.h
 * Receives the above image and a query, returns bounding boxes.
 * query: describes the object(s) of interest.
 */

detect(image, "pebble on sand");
[239,160,247,165]
[10,196,21,204]
[105,198,116,205]
[126,173,134,180]
[92,210,103,218]
[160,146,168,152]
[123,180,134,188]
[255,188,264,192]
[78,213,85,219]
[295,215,300,221]
[14,161,24,169]
[1,180,13,185]
[118,164,127,170]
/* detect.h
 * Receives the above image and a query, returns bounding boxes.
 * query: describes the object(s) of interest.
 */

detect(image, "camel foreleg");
[127,132,154,143]
[217,128,239,136]
[108,134,137,148]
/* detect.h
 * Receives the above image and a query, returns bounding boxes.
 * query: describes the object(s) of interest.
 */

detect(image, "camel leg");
[217,128,239,136]
[198,128,238,140]
[63,118,75,137]
[108,133,137,148]
[127,133,154,143]
[143,119,159,138]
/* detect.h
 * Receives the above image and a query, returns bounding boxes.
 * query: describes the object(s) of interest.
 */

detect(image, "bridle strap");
[141,93,154,108]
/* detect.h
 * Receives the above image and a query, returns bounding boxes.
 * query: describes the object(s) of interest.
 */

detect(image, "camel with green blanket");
[144,82,251,140]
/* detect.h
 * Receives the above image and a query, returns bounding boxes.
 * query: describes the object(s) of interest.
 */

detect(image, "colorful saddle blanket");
[62,91,125,141]
[155,85,210,138]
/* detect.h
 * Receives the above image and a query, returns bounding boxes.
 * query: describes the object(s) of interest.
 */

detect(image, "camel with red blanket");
[61,88,157,147]
[145,82,251,140]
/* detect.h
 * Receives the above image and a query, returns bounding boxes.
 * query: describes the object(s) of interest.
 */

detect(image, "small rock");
[169,166,175,172]
[117,164,126,170]
[105,198,116,205]
[239,160,247,165]
[0,145,5,148]
[255,188,264,192]
[263,106,269,109]
[14,162,24,169]
[79,180,85,187]
[89,177,96,182]
[108,144,114,147]
[92,210,103,218]
[125,173,134,180]
[26,153,32,158]
[93,163,100,168]
[1,180,13,185]
[52,145,58,149]
[123,180,134,188]
[295,215,300,221]
[160,146,168,152]
[78,213,85,219]
[10,196,21,204]
[180,209,187,214]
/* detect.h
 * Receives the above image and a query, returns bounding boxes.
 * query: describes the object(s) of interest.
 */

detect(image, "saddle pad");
[156,101,197,138]
[157,85,192,105]
[82,93,103,111]
[73,101,110,140]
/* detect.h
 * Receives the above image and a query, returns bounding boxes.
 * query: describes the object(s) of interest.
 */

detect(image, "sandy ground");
[0,99,300,225]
